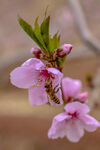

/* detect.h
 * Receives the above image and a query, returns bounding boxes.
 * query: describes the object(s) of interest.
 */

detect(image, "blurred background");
[0,0,100,149]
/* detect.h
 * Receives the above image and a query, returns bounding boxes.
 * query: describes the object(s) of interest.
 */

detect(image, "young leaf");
[57,34,60,48]
[18,15,61,55]
[49,34,57,52]
[18,15,46,52]
[33,17,48,52]
[49,33,60,53]
[40,16,50,52]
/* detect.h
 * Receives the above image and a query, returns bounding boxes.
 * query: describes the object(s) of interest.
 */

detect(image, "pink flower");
[48,102,100,142]
[62,77,88,103]
[10,58,63,105]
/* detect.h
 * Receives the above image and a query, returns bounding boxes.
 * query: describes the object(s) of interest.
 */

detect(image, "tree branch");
[67,0,100,108]
[67,0,100,55]
[89,61,100,108]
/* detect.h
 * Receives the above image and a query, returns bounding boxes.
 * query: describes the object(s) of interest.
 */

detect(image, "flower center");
[40,69,54,79]
[66,96,72,102]
[68,111,78,119]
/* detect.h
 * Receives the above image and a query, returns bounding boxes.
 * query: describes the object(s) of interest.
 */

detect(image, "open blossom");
[48,102,100,142]
[10,58,63,105]
[62,77,88,103]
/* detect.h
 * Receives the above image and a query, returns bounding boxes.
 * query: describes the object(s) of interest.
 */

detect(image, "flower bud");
[78,92,88,104]
[56,48,66,58]
[30,47,42,59]
[56,44,72,58]
[61,44,72,55]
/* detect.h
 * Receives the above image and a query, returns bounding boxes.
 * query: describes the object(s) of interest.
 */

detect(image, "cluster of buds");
[30,44,72,60]
[30,44,72,71]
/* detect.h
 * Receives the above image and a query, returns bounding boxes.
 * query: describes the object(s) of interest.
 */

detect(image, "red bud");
[30,47,42,59]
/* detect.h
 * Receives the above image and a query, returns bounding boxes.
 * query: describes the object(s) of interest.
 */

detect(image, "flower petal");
[77,92,88,103]
[80,114,100,132]
[48,114,70,139]
[55,112,71,121]
[66,120,84,143]
[28,86,48,105]
[64,102,90,114]
[10,58,44,89]
[22,58,44,68]
[48,121,66,139]
[47,68,63,86]
[62,77,82,100]
[22,58,45,72]
[10,67,40,89]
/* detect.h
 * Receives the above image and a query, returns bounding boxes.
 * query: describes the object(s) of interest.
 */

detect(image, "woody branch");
[67,0,100,108]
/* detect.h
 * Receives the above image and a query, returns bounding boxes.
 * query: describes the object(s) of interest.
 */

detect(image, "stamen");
[68,112,78,119]
[67,96,72,102]
[32,85,42,87]
[32,78,43,87]
[40,69,54,79]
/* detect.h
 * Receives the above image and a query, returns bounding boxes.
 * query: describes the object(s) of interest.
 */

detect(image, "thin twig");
[67,0,100,108]
[67,0,100,55]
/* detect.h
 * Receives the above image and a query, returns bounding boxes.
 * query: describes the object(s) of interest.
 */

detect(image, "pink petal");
[10,58,44,89]
[64,102,90,114]
[21,58,45,72]
[55,112,71,121]
[28,86,48,105]
[22,58,44,68]
[66,120,84,143]
[78,92,88,103]
[48,113,70,139]
[48,121,66,139]
[47,68,63,86]
[80,114,100,132]
[10,67,40,89]
[62,77,82,100]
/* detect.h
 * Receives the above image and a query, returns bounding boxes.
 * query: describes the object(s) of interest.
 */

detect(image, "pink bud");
[30,47,42,59]
[78,92,88,104]
[56,44,72,58]
[61,44,72,55]
[56,48,66,58]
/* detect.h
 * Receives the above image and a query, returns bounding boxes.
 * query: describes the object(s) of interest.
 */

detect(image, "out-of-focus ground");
[0,0,100,149]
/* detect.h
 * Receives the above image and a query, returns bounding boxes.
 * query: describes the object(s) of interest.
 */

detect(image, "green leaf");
[17,15,46,52]
[40,16,50,52]
[18,15,61,55]
[49,33,60,53]
[49,33,57,52]
[33,17,48,52]
[57,34,60,48]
